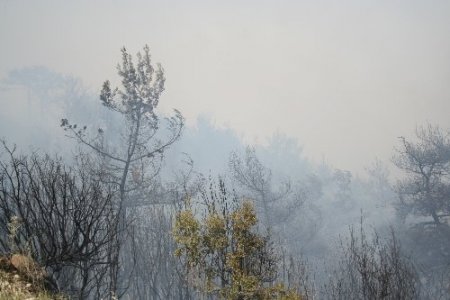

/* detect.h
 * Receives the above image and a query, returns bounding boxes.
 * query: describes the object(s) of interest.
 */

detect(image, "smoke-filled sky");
[1,0,450,173]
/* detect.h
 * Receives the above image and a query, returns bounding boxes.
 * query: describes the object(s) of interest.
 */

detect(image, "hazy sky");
[1,0,450,173]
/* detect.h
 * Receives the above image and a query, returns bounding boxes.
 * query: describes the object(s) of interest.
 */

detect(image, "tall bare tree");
[61,45,184,297]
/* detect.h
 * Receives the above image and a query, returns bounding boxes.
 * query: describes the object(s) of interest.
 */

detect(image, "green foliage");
[173,181,302,300]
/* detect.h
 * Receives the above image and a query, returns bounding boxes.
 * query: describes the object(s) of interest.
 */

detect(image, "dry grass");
[0,255,64,300]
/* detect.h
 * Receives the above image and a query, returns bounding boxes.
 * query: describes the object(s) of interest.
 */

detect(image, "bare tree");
[393,124,450,225]
[229,147,304,231]
[392,125,450,299]
[61,45,184,209]
[61,45,184,297]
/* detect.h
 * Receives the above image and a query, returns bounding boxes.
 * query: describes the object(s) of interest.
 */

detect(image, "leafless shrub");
[0,142,120,299]
[323,224,420,300]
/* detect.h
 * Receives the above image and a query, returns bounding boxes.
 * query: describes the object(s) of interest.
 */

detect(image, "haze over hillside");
[1,1,450,299]
[2,0,450,173]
